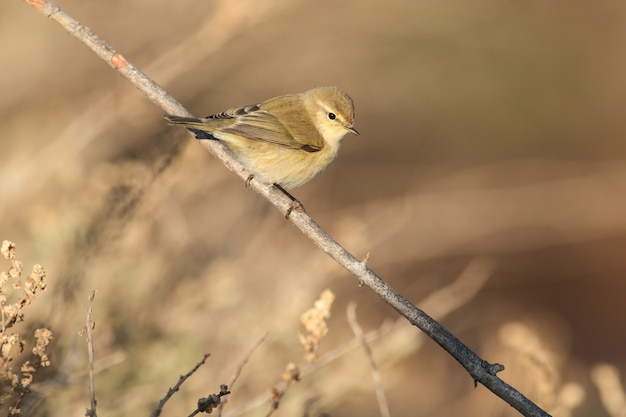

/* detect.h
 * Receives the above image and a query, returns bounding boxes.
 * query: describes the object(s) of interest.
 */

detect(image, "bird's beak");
[345,125,359,136]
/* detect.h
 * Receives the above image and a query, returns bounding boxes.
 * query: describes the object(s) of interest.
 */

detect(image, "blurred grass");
[2,0,626,416]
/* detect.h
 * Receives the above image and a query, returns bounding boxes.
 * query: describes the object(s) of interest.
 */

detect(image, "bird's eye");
[327,112,336,120]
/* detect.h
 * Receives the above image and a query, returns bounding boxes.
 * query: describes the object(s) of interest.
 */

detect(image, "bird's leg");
[273,183,306,219]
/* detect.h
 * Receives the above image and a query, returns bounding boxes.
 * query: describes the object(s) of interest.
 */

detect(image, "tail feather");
[164,115,216,140]
[186,128,215,140]
[164,115,202,124]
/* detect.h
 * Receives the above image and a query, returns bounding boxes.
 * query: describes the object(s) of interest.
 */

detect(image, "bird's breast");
[233,140,341,189]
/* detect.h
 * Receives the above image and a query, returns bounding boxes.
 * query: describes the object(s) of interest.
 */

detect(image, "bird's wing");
[212,102,324,152]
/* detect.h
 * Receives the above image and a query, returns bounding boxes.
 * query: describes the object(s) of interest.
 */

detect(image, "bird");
[165,86,358,188]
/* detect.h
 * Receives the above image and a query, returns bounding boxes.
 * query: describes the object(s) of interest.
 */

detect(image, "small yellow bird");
[164,86,358,190]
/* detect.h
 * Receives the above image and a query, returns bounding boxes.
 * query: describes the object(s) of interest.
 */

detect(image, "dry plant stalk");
[269,289,335,415]
[0,240,53,416]
[298,289,334,363]
[347,302,390,417]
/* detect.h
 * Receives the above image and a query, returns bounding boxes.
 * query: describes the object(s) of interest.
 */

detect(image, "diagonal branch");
[21,1,551,416]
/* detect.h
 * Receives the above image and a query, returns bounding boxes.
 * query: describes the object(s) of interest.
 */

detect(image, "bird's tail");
[163,115,215,140]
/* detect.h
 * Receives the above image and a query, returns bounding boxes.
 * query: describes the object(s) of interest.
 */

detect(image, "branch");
[151,353,211,417]
[21,1,551,416]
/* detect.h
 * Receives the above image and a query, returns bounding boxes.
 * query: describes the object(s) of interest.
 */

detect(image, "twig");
[228,333,268,392]
[150,353,211,417]
[217,333,268,417]
[21,1,551,416]
[419,257,495,318]
[347,302,391,417]
[85,291,97,417]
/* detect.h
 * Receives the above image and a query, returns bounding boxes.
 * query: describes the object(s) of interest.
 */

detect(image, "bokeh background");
[2,0,626,416]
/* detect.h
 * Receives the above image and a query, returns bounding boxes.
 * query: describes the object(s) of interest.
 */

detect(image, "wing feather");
[208,100,324,152]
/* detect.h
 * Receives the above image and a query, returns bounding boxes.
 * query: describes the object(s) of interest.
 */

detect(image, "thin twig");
[217,333,268,417]
[419,257,495,318]
[21,2,551,416]
[150,353,211,417]
[347,302,391,417]
[85,291,97,417]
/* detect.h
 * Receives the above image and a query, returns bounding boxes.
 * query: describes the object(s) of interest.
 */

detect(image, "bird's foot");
[245,174,254,188]
[273,183,306,219]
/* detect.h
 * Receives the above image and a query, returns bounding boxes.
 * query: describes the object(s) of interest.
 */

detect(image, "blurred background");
[1,0,626,416]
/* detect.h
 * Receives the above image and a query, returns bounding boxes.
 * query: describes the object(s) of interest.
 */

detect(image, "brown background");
[1,0,625,416]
